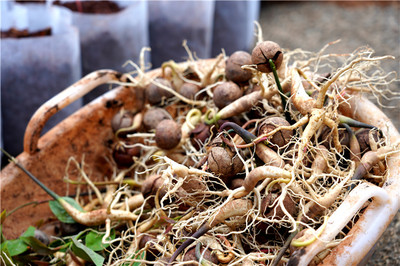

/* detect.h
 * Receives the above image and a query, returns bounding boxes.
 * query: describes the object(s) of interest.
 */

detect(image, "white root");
[291,68,316,115]
[241,166,292,194]
[60,198,138,226]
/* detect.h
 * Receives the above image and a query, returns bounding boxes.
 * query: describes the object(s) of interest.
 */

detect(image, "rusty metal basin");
[1,61,399,265]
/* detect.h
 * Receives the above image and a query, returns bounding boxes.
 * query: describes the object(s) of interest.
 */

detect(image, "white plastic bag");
[211,0,260,56]
[148,0,215,68]
[56,0,149,103]
[1,3,82,157]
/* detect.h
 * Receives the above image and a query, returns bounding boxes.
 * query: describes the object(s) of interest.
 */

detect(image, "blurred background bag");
[148,0,260,68]
[1,2,82,157]
[54,0,149,104]
[211,1,260,56]
[148,0,215,68]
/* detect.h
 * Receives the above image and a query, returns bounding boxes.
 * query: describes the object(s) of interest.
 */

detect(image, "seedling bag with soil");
[55,0,149,104]
[1,3,81,157]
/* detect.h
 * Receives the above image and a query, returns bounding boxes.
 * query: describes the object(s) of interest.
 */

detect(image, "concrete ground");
[259,1,399,265]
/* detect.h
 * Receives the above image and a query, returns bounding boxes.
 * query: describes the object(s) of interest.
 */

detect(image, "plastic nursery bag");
[148,0,215,68]
[54,0,149,104]
[1,2,82,157]
[211,0,260,56]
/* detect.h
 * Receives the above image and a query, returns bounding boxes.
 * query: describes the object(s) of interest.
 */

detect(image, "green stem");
[204,109,221,125]
[269,59,286,106]
[269,59,293,124]
[6,201,40,218]
[339,115,377,129]
[1,148,60,201]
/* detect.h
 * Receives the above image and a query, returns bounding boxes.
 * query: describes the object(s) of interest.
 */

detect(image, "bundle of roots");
[4,29,399,266]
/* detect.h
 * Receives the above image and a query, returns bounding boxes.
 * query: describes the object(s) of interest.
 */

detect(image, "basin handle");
[24,70,123,154]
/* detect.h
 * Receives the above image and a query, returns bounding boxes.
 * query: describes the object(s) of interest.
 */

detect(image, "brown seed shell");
[111,110,134,133]
[251,41,283,73]
[146,78,174,105]
[140,175,168,208]
[258,117,293,148]
[213,81,243,109]
[190,123,212,150]
[112,144,141,167]
[261,192,297,220]
[143,107,172,131]
[225,51,253,83]
[319,126,350,149]
[356,128,379,154]
[155,119,182,150]
[138,234,159,256]
[207,146,243,182]
[178,82,201,100]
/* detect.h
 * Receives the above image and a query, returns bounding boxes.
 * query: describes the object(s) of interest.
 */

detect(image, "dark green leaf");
[6,226,35,256]
[22,226,36,237]
[6,239,30,257]
[1,240,9,252]
[22,236,56,255]
[71,237,104,266]
[85,230,115,251]
[49,197,84,224]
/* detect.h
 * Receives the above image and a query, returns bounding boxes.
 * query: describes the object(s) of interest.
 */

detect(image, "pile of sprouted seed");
[2,33,400,265]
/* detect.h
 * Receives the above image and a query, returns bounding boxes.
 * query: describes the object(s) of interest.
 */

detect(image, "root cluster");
[16,38,400,265]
